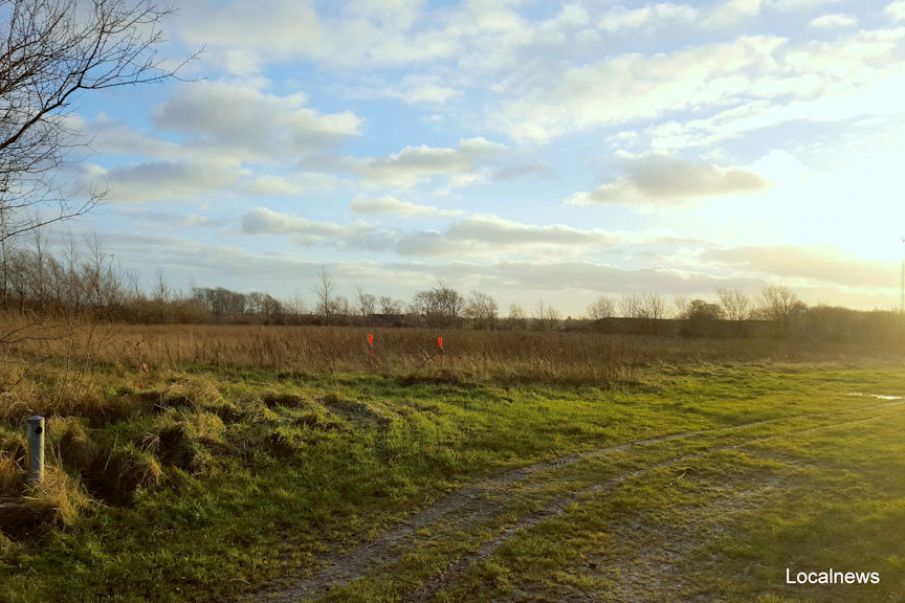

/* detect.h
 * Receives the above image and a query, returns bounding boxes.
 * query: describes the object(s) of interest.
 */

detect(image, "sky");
[54,0,905,315]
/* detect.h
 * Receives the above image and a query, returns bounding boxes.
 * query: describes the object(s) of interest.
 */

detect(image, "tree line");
[0,234,902,342]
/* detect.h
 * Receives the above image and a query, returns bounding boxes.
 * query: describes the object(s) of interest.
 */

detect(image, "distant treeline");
[1,235,902,342]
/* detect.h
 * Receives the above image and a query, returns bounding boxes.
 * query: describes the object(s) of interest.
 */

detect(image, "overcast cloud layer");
[60,0,905,314]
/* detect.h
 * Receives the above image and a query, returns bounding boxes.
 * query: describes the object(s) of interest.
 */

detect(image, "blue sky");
[57,0,905,314]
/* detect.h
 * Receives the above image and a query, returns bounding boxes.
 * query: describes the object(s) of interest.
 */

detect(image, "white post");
[25,416,45,486]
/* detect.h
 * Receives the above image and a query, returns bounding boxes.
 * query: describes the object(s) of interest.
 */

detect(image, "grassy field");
[1,322,905,601]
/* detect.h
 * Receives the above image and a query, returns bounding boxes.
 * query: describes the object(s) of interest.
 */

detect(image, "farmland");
[1,321,904,601]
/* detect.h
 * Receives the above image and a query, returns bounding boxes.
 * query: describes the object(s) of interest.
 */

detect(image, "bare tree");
[355,286,377,319]
[504,302,525,330]
[378,295,403,316]
[672,295,689,319]
[716,287,751,321]
[758,285,806,323]
[411,282,465,327]
[284,291,308,316]
[641,292,666,320]
[464,290,498,330]
[533,298,561,330]
[586,296,615,321]
[619,292,644,318]
[62,231,81,309]
[313,268,336,324]
[30,226,47,308]
[333,294,352,324]
[1,0,189,245]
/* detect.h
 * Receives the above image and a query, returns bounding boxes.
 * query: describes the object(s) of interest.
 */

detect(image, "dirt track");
[252,400,902,602]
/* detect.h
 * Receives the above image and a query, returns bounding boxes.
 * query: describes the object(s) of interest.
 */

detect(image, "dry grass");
[0,314,900,536]
[21,465,92,527]
[3,317,900,390]
[1,417,94,531]
[0,453,24,498]
[0,464,91,530]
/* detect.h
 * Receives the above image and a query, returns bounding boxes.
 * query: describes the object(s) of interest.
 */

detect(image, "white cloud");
[240,207,376,246]
[809,13,858,29]
[391,75,459,105]
[401,82,458,105]
[454,2,600,72]
[497,35,787,141]
[179,0,605,80]
[766,0,841,10]
[703,0,763,29]
[152,81,361,161]
[349,74,459,105]
[399,260,764,298]
[240,208,620,258]
[888,1,905,22]
[79,114,519,201]
[111,209,223,229]
[87,161,247,202]
[394,215,621,257]
[244,173,337,196]
[178,0,456,71]
[707,245,895,288]
[75,80,362,202]
[566,154,769,205]
[596,0,844,36]
[339,136,508,188]
[349,196,463,218]
[449,214,617,247]
[179,0,323,68]
[498,27,905,142]
[76,115,183,159]
[599,3,699,32]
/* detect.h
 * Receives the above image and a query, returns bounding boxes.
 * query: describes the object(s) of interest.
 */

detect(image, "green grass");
[2,362,905,601]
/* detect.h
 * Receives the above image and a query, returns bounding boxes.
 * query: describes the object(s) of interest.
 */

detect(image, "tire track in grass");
[254,399,904,603]
[409,406,903,602]
[255,419,782,602]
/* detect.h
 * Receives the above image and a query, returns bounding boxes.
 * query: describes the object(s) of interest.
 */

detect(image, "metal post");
[25,416,44,486]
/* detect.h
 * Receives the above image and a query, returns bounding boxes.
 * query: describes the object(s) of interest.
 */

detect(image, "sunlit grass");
[0,324,904,601]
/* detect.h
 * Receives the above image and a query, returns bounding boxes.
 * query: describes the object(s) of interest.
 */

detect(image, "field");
[1,321,905,601]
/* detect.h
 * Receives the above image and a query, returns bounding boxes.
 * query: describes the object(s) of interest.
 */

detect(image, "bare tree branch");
[0,0,190,253]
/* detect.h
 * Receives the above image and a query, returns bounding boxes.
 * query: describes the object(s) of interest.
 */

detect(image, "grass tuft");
[48,417,97,471]
[111,445,165,494]
[143,410,226,473]
[0,465,91,531]
[0,453,24,497]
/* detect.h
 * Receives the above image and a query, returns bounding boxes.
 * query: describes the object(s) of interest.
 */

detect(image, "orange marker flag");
[437,336,444,352]
[367,333,375,348]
